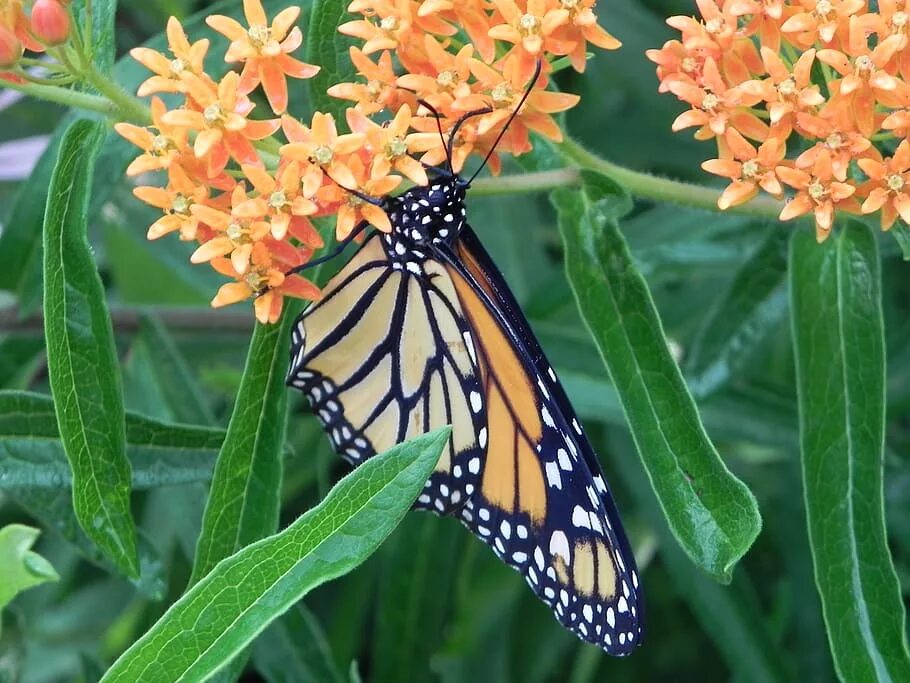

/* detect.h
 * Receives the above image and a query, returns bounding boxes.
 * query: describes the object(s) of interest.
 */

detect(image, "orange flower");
[646,40,708,93]
[316,156,401,238]
[163,71,279,173]
[702,130,785,209]
[777,149,860,240]
[465,56,579,142]
[115,97,188,175]
[666,0,739,53]
[241,162,320,240]
[781,0,865,48]
[339,0,454,56]
[795,113,872,180]
[488,0,572,81]
[668,57,766,141]
[211,242,321,323]
[347,104,433,185]
[551,0,621,72]
[416,0,497,62]
[207,0,320,114]
[728,0,787,51]
[133,164,209,241]
[858,140,910,229]
[130,17,210,97]
[328,48,410,115]
[396,37,474,109]
[738,48,824,135]
[190,184,272,274]
[280,112,366,195]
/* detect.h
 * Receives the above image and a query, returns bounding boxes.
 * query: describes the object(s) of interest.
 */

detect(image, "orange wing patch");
[448,260,546,525]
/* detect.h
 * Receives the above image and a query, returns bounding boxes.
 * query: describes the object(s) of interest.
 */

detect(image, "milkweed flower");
[119,0,620,320]
[650,0,910,242]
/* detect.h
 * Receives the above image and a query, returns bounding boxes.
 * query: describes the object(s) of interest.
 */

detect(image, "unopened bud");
[0,26,22,68]
[31,0,71,47]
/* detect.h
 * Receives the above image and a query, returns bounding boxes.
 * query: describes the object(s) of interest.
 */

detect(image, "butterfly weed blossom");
[109,0,618,322]
[648,0,910,241]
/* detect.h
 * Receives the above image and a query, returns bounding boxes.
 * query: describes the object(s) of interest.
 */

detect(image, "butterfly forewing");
[287,233,486,513]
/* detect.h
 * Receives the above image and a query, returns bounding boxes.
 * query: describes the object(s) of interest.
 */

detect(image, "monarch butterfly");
[284,71,643,655]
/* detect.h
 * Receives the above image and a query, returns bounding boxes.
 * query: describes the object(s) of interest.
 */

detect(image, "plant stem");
[0,79,119,116]
[559,137,785,220]
[472,168,581,196]
[81,64,151,124]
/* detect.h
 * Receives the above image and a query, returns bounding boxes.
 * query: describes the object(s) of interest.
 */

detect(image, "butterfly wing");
[286,232,486,513]
[437,224,644,655]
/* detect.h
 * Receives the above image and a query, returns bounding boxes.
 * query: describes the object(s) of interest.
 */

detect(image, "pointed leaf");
[190,303,300,585]
[100,428,449,683]
[553,175,761,582]
[790,221,910,681]
[42,119,139,578]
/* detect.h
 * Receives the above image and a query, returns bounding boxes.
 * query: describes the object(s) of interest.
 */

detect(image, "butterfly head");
[385,175,468,250]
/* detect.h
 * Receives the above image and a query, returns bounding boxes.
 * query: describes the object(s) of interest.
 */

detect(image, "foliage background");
[0,0,908,681]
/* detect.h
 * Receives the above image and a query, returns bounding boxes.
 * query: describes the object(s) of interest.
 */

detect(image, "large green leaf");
[790,222,910,682]
[190,304,300,584]
[42,119,139,578]
[552,173,761,582]
[100,429,449,683]
[0,391,221,490]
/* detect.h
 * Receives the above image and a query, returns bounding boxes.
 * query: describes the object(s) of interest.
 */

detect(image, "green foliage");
[42,118,139,579]
[1,1,909,682]
[100,429,449,683]
[0,526,58,619]
[790,223,910,681]
[553,174,761,583]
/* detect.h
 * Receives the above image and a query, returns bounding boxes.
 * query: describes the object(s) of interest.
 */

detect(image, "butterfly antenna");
[285,220,371,276]
[418,99,452,173]
[468,58,543,185]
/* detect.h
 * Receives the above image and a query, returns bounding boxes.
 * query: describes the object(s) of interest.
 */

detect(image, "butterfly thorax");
[382,177,467,264]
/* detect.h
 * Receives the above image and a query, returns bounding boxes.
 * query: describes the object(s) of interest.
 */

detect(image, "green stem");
[559,137,785,220]
[472,168,581,196]
[81,64,151,124]
[0,79,119,116]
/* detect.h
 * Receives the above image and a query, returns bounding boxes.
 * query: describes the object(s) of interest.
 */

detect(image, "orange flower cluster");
[648,0,910,241]
[0,0,71,79]
[119,0,619,322]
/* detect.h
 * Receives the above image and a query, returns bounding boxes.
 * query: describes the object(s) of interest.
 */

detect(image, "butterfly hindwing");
[287,232,485,513]
[439,226,643,654]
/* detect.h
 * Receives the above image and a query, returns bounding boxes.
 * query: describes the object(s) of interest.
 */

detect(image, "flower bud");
[31,0,70,47]
[0,25,22,68]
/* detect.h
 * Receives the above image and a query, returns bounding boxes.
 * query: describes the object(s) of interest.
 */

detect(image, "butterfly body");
[286,171,643,655]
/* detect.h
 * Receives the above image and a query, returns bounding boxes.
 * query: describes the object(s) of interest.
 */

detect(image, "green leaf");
[190,304,299,584]
[889,223,910,261]
[686,225,789,398]
[253,605,345,683]
[134,314,216,426]
[552,175,761,582]
[371,515,460,682]
[0,336,44,390]
[0,391,222,491]
[42,119,139,578]
[73,0,117,73]
[100,428,449,683]
[789,221,910,682]
[305,0,358,122]
[0,525,59,613]
[606,430,790,683]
